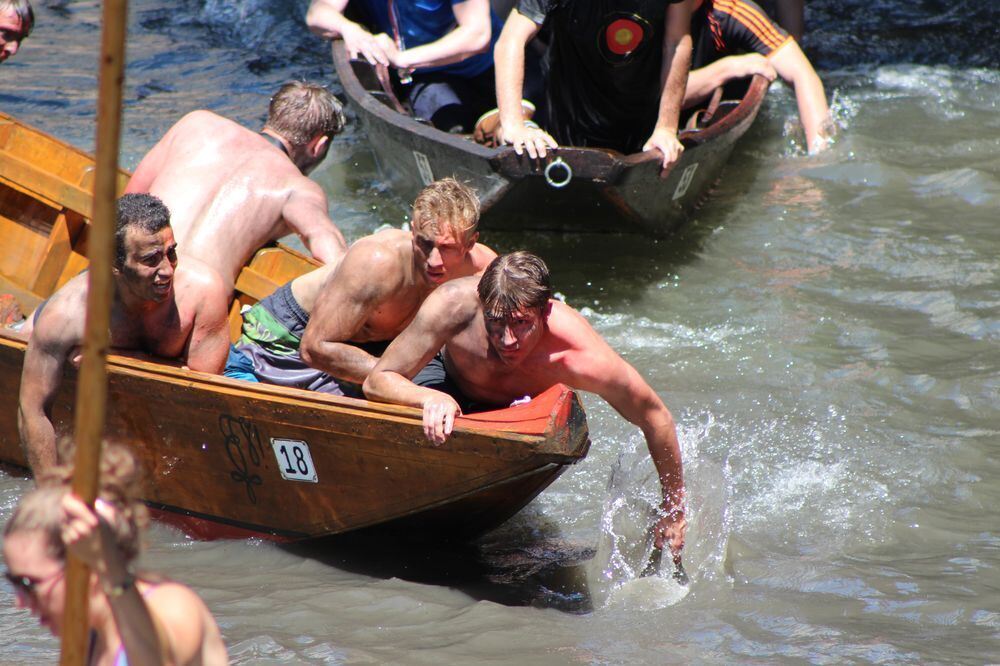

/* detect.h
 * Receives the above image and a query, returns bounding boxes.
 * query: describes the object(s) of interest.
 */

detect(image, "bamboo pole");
[59,0,129,664]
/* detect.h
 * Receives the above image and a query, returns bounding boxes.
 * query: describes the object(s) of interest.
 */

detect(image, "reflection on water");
[2,0,999,663]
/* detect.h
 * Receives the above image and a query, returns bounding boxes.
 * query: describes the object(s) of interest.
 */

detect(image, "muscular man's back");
[128,111,327,286]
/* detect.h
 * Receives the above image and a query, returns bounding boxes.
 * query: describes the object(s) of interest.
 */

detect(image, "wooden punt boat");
[331,40,769,235]
[0,111,590,541]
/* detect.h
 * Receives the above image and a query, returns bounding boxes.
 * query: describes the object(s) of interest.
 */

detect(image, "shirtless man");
[364,251,686,554]
[124,81,348,290]
[0,0,33,64]
[224,178,496,397]
[18,194,230,474]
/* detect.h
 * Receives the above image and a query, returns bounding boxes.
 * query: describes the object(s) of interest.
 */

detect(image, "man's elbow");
[361,372,382,401]
[466,25,492,55]
[299,336,320,368]
[305,5,332,36]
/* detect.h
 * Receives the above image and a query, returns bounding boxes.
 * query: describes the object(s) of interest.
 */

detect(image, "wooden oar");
[59,0,128,664]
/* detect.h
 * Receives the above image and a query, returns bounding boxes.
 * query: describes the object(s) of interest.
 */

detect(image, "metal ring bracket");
[544,157,572,189]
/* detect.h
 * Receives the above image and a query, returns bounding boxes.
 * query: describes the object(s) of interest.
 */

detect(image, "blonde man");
[125,81,349,291]
[225,178,497,397]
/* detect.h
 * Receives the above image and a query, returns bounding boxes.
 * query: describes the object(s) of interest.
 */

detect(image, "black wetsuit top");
[516,0,686,154]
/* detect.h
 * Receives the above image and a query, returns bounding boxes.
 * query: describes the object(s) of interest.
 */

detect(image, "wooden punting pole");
[59,0,128,663]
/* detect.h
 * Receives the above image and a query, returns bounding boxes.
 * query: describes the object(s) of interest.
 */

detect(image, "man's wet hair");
[0,0,34,39]
[266,81,346,146]
[115,193,171,268]
[477,251,553,318]
[411,177,480,242]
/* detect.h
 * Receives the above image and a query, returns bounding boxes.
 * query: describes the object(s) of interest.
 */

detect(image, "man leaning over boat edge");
[17,194,230,475]
[685,0,833,153]
[124,81,348,293]
[363,251,687,554]
[225,177,497,398]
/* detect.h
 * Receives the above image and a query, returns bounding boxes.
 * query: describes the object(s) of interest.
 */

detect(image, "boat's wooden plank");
[0,152,94,218]
[29,211,77,296]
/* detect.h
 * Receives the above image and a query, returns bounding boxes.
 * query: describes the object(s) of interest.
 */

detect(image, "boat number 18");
[270,438,318,483]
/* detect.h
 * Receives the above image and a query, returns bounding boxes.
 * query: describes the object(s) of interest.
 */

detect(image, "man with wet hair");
[125,81,348,291]
[18,194,230,474]
[0,0,33,63]
[364,251,687,554]
[684,0,831,153]
[225,177,496,397]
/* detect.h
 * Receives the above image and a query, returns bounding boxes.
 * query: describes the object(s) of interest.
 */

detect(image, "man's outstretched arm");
[566,333,686,554]
[299,245,398,384]
[306,0,392,66]
[17,310,76,474]
[494,9,556,159]
[768,40,833,153]
[644,0,694,169]
[283,179,348,265]
[364,284,473,444]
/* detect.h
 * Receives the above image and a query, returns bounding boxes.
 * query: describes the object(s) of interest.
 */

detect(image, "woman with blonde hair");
[3,443,228,665]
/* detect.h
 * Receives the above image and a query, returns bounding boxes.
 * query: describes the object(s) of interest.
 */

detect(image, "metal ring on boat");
[544,157,572,189]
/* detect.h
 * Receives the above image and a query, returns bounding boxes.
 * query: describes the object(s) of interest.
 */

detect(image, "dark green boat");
[330,40,769,235]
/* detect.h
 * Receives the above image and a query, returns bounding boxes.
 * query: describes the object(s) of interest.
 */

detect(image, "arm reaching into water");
[17,285,85,474]
[768,39,833,153]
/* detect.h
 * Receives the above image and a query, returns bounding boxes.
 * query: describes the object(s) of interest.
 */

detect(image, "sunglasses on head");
[4,569,63,597]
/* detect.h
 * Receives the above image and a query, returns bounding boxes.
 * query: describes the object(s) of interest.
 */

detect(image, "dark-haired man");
[364,251,687,554]
[125,81,349,291]
[0,0,33,64]
[18,194,230,474]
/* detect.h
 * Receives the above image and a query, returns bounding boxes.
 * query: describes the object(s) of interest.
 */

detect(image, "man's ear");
[542,301,553,319]
[309,133,330,157]
[466,231,479,249]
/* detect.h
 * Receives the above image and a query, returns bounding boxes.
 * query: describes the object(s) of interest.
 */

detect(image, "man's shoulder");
[470,243,499,274]
[346,231,410,271]
[428,277,480,317]
[174,259,228,313]
[31,277,88,347]
[547,300,605,346]
[174,109,235,132]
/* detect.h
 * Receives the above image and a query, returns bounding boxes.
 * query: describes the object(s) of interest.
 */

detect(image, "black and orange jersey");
[691,0,792,69]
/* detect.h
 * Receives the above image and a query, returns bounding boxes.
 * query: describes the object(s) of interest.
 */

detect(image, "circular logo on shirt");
[607,18,643,54]
[599,12,653,64]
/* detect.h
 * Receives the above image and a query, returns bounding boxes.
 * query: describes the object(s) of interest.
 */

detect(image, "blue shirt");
[357,0,500,77]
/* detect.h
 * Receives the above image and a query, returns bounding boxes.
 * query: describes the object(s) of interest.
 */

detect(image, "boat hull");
[0,111,592,542]
[332,42,769,235]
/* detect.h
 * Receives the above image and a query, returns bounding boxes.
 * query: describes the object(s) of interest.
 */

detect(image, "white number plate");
[271,438,318,483]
